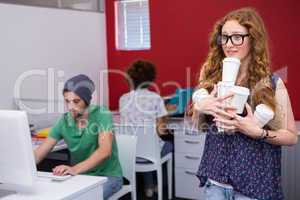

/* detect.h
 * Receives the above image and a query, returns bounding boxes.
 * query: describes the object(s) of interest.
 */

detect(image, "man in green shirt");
[34,74,123,200]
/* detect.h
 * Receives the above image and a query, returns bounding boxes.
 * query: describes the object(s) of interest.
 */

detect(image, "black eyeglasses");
[218,34,250,46]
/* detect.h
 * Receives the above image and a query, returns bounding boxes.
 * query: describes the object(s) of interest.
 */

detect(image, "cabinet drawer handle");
[184,140,200,144]
[185,155,200,160]
[185,132,196,136]
[185,171,197,176]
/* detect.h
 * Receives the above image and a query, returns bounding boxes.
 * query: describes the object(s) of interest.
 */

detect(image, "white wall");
[0,3,108,114]
[0,0,57,7]
[0,0,101,11]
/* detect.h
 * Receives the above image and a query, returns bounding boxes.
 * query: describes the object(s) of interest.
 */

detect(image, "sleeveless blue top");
[196,75,284,200]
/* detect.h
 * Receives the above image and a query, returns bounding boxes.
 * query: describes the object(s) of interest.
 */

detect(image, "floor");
[120,164,189,200]
[120,173,187,200]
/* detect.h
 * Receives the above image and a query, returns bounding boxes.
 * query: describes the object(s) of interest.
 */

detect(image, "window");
[115,0,151,50]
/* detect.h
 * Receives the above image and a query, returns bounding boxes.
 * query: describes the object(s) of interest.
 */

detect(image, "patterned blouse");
[196,75,284,200]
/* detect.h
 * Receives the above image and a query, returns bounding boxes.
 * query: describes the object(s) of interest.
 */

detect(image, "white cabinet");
[173,119,206,200]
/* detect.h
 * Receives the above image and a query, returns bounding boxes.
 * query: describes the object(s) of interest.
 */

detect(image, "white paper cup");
[230,86,250,114]
[222,57,241,83]
[216,81,234,133]
[254,104,274,128]
[192,88,209,103]
[217,81,234,106]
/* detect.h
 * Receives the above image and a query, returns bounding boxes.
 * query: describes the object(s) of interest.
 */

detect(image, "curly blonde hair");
[199,8,276,109]
[197,7,281,129]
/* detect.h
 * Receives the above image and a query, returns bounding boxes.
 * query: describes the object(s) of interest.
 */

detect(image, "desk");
[32,139,67,152]
[0,172,107,200]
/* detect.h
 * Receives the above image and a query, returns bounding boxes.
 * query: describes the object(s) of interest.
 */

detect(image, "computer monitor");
[165,87,194,117]
[0,110,37,193]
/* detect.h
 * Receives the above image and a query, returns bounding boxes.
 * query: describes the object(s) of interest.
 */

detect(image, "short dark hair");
[126,60,156,89]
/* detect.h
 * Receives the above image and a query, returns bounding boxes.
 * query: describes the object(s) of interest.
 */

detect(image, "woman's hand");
[232,103,262,138]
[52,165,78,176]
[214,103,262,138]
[194,85,236,119]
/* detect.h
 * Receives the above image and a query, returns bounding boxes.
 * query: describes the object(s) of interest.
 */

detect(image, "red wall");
[105,0,300,119]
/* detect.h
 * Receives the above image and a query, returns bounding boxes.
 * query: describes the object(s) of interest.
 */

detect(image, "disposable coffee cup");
[222,57,241,83]
[230,86,250,114]
[192,88,209,103]
[254,104,274,128]
[216,81,234,133]
[217,81,234,106]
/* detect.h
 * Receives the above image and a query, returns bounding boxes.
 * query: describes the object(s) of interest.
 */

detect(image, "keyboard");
[37,171,72,181]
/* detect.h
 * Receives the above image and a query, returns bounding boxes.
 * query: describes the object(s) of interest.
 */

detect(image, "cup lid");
[230,86,250,95]
[192,88,209,102]
[223,57,241,64]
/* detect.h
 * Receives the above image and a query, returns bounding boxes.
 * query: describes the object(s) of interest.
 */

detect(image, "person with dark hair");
[34,74,123,200]
[119,60,173,197]
[126,60,156,89]
[193,7,298,200]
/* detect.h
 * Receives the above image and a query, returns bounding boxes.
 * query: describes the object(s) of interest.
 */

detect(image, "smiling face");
[221,20,251,62]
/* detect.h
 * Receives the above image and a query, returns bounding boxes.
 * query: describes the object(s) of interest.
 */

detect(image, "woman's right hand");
[193,85,235,119]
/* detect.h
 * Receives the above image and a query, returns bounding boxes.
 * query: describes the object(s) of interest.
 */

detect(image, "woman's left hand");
[214,103,263,139]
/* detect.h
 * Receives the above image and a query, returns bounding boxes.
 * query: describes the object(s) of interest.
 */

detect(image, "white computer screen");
[0,110,37,192]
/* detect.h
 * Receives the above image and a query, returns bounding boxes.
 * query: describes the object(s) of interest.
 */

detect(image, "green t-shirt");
[49,105,122,177]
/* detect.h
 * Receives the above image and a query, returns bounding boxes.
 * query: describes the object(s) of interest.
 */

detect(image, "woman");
[119,60,173,197]
[34,74,123,200]
[193,7,298,200]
